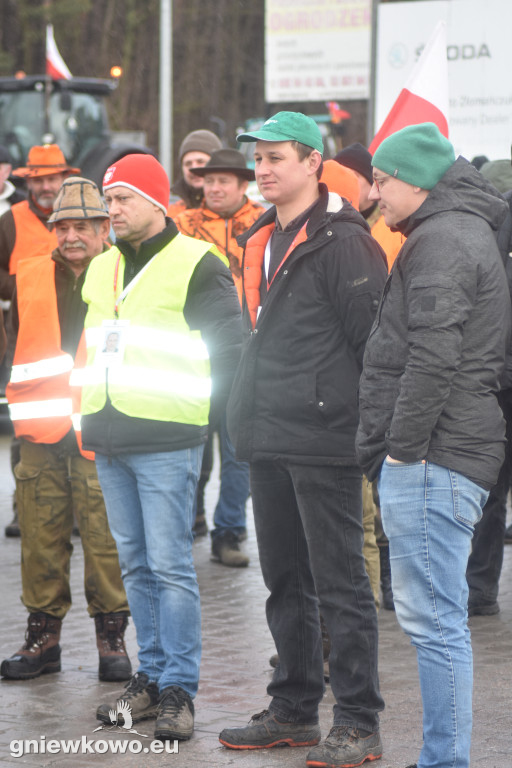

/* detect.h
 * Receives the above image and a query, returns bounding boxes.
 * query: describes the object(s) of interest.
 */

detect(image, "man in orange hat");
[0,143,79,300]
[0,144,79,537]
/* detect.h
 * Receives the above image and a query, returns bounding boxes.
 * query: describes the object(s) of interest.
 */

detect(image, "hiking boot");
[211,531,249,567]
[219,709,321,749]
[4,508,20,537]
[154,685,194,741]
[468,600,500,617]
[95,612,132,682]
[96,672,159,724]
[306,725,382,767]
[0,613,61,679]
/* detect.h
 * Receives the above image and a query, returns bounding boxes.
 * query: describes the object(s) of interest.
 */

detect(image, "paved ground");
[0,420,511,767]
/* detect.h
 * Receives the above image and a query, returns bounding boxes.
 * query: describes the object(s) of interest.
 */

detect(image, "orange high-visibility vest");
[10,201,57,274]
[6,254,93,459]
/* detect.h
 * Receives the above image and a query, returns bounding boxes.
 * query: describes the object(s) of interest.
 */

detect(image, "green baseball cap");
[237,111,324,155]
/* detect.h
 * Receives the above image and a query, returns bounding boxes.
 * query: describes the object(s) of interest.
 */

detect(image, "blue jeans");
[95,446,203,697]
[378,460,488,768]
[211,413,250,540]
[250,461,383,728]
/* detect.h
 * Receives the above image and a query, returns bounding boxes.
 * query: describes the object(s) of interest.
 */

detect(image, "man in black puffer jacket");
[218,112,387,768]
[356,123,511,768]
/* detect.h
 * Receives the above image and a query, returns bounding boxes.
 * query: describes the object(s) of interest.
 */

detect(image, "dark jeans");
[211,413,249,540]
[466,390,512,605]
[250,460,384,729]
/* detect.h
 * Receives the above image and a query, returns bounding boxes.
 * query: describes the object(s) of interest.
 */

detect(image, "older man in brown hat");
[175,149,264,566]
[0,177,131,684]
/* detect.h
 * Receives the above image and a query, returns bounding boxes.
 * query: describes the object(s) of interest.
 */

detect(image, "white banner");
[376,0,512,160]
[265,0,372,103]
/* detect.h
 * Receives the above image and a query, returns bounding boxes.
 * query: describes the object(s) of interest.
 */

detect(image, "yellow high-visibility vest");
[81,233,226,425]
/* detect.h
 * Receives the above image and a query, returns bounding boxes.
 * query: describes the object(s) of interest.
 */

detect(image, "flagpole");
[43,1,52,138]
[367,0,379,148]
[159,0,172,182]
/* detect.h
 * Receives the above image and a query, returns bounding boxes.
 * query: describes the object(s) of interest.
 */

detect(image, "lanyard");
[265,220,308,288]
[113,249,161,318]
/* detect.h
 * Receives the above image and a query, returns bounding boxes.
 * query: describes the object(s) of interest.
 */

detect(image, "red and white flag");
[46,24,72,80]
[369,20,449,155]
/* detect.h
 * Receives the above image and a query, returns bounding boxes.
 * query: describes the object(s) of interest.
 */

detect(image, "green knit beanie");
[372,123,455,190]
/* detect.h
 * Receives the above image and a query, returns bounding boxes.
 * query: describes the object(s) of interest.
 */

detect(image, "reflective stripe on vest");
[10,353,74,383]
[9,397,73,421]
[82,233,222,425]
[84,325,210,361]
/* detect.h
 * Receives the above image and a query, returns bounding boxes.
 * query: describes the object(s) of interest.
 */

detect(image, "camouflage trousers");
[15,439,128,620]
[362,477,381,609]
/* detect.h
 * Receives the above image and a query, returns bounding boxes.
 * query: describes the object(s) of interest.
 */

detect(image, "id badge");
[95,320,130,367]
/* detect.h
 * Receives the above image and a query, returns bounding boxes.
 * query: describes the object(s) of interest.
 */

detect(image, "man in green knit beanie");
[356,122,511,768]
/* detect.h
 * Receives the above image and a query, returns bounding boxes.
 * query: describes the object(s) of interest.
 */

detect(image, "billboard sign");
[265,0,372,103]
[375,0,512,160]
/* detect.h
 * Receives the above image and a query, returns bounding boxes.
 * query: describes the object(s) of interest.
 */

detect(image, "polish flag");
[369,20,449,155]
[46,24,72,80]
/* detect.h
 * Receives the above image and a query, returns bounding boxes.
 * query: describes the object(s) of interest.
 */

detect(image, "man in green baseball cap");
[218,111,387,766]
[237,111,324,153]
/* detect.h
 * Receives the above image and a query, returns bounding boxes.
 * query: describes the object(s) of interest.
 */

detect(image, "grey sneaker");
[219,709,321,749]
[154,685,194,741]
[306,725,382,767]
[211,531,249,567]
[96,672,159,724]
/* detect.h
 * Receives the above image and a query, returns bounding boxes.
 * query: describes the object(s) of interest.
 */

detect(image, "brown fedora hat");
[190,149,255,181]
[12,144,80,179]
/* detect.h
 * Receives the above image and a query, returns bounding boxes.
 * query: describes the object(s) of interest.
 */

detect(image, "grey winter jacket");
[356,157,511,489]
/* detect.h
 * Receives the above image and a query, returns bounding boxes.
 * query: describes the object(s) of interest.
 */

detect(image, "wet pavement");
[0,419,511,767]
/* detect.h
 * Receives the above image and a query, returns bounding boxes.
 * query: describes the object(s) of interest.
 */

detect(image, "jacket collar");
[237,182,366,248]
[115,218,180,268]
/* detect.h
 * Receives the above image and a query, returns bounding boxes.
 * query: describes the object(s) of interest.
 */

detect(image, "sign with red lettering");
[265,0,371,102]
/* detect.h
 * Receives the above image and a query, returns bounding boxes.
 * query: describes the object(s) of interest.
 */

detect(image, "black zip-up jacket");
[356,157,511,489]
[227,185,388,464]
[81,219,242,456]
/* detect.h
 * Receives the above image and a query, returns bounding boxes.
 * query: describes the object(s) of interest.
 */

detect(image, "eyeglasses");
[372,174,392,192]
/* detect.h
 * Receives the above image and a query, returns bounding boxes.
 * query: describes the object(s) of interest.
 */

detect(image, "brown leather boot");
[0,613,61,679]
[95,612,132,682]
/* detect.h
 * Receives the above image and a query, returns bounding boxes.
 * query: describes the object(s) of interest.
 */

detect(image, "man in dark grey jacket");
[356,123,511,768]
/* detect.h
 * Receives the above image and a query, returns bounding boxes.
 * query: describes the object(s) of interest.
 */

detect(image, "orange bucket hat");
[13,144,80,179]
